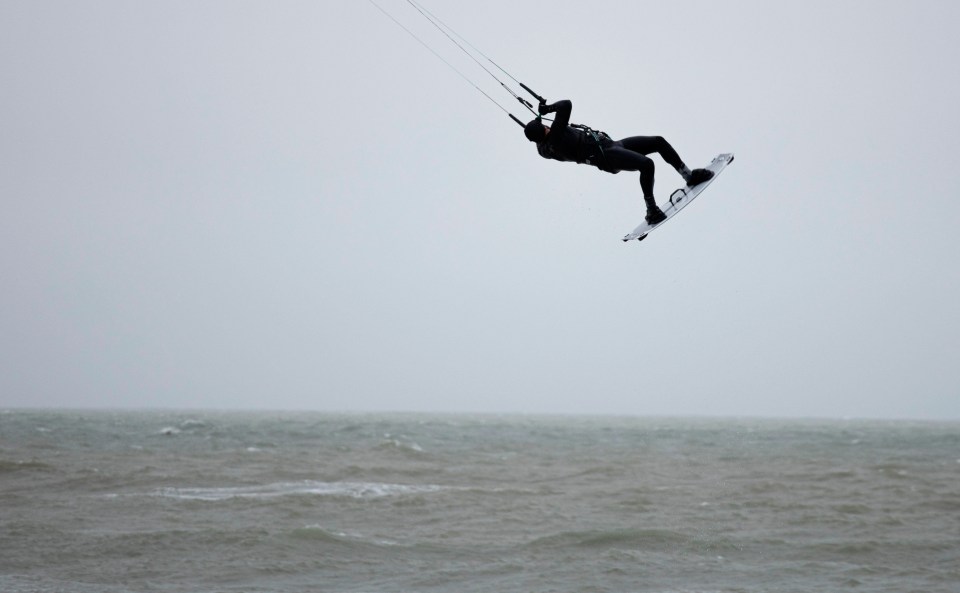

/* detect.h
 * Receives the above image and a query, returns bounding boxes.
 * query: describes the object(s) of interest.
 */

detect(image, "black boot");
[645,205,667,225]
[686,168,714,187]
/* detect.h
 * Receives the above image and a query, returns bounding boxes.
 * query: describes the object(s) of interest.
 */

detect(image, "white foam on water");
[152,480,448,501]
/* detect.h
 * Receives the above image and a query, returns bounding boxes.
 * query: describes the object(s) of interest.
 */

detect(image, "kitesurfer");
[524,99,713,224]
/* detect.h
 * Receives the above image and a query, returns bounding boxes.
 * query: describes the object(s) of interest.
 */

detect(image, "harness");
[536,121,619,173]
[570,124,614,170]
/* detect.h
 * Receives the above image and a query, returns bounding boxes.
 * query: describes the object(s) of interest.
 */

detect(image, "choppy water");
[1,410,958,593]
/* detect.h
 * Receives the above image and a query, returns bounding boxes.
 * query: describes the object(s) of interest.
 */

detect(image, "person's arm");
[539,99,572,133]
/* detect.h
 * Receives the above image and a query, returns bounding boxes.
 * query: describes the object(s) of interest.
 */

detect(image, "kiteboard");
[622,153,734,242]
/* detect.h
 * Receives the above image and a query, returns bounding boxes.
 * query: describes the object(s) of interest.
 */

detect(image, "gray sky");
[2,0,958,419]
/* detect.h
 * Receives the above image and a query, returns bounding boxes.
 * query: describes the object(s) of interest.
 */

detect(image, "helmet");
[524,118,547,143]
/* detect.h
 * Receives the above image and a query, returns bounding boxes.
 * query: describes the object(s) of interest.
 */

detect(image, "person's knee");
[638,158,655,177]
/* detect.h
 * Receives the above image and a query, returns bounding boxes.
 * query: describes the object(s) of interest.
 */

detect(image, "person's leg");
[601,145,664,222]
[618,135,714,187]
[617,136,686,172]
[602,146,656,197]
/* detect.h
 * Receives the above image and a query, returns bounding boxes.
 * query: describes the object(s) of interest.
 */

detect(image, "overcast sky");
[2,0,958,419]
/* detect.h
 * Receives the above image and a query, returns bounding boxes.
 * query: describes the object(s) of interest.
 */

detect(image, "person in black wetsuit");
[524,99,713,224]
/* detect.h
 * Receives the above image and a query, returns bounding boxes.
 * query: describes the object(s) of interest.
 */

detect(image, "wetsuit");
[535,100,687,198]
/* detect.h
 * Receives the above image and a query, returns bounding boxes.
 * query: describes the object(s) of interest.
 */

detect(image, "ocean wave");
[288,525,401,548]
[288,524,354,543]
[179,419,209,430]
[527,528,689,550]
[154,418,213,437]
[918,496,960,512]
[871,463,912,479]
[0,459,55,473]
[374,434,425,455]
[151,480,448,501]
[0,575,139,593]
[805,540,881,555]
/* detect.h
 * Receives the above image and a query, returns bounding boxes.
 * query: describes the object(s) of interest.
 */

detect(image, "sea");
[1,410,958,593]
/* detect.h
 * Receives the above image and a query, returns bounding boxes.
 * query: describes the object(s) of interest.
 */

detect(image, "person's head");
[524,118,548,143]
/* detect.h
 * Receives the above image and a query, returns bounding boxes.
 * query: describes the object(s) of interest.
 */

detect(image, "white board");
[622,153,734,242]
